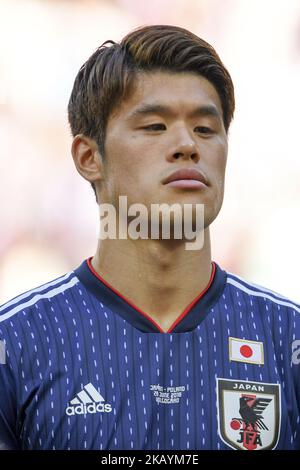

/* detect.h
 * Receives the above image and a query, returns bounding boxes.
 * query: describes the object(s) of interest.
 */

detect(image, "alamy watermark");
[291,340,300,365]
[97,196,205,250]
[0,340,6,364]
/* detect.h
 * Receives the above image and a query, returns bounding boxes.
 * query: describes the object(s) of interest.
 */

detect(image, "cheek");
[209,141,227,180]
[215,163,226,200]
[104,139,152,201]
[207,142,227,202]
[109,131,160,175]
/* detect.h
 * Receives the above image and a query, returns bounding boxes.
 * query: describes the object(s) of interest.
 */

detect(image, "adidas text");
[66,402,112,416]
[65,382,112,415]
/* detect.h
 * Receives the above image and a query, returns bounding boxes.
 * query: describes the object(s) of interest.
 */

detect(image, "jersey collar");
[74,257,227,333]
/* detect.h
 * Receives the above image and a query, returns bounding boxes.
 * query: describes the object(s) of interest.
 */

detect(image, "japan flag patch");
[229,337,264,365]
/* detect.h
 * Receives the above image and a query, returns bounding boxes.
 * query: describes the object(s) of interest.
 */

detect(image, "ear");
[71,134,104,184]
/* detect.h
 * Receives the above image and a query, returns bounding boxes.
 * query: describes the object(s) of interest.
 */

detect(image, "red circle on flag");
[240,345,253,358]
[230,419,241,430]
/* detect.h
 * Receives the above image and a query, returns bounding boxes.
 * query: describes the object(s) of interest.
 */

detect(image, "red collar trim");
[87,257,216,333]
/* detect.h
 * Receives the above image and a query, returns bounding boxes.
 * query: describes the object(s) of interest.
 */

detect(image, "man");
[0,24,299,451]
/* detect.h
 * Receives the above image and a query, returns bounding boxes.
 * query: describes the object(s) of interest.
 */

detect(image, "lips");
[162,168,208,186]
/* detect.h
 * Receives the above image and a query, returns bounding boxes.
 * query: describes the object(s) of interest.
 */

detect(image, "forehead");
[110,71,223,121]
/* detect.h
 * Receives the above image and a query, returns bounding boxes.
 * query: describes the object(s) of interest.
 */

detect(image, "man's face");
[100,71,228,229]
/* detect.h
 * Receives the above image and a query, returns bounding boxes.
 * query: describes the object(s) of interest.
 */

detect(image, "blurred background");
[0,0,299,303]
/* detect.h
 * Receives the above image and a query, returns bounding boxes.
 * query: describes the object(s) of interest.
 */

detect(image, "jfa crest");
[217,378,281,450]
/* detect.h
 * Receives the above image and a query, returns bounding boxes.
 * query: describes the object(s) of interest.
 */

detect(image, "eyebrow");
[127,103,222,121]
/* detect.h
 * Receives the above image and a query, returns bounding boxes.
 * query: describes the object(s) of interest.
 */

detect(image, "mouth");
[162,168,208,189]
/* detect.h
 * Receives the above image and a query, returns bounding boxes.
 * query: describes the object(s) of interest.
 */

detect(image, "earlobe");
[71,134,104,183]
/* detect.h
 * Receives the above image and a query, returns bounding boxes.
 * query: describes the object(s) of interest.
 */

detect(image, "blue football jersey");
[0,257,299,450]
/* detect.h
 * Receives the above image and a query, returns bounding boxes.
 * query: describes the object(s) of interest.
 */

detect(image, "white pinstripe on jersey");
[226,276,300,314]
[0,276,79,323]
[0,271,75,313]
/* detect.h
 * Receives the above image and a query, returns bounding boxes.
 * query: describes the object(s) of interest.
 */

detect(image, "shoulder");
[224,269,300,315]
[0,269,79,329]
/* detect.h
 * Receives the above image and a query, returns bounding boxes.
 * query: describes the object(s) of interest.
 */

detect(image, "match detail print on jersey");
[217,378,281,450]
[229,337,264,365]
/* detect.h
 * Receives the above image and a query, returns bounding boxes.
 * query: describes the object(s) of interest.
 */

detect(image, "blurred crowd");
[0,0,299,303]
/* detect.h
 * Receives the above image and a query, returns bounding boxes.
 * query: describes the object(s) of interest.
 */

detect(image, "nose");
[166,127,200,163]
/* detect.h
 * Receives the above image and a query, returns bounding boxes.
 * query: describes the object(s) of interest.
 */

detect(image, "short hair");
[68,24,235,202]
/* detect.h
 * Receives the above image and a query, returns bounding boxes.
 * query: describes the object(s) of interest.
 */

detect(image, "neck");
[91,228,212,332]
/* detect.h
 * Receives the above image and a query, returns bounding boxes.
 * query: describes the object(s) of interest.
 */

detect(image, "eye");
[195,126,213,135]
[143,123,166,131]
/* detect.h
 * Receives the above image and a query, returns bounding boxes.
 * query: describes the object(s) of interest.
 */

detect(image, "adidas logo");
[66,383,112,416]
